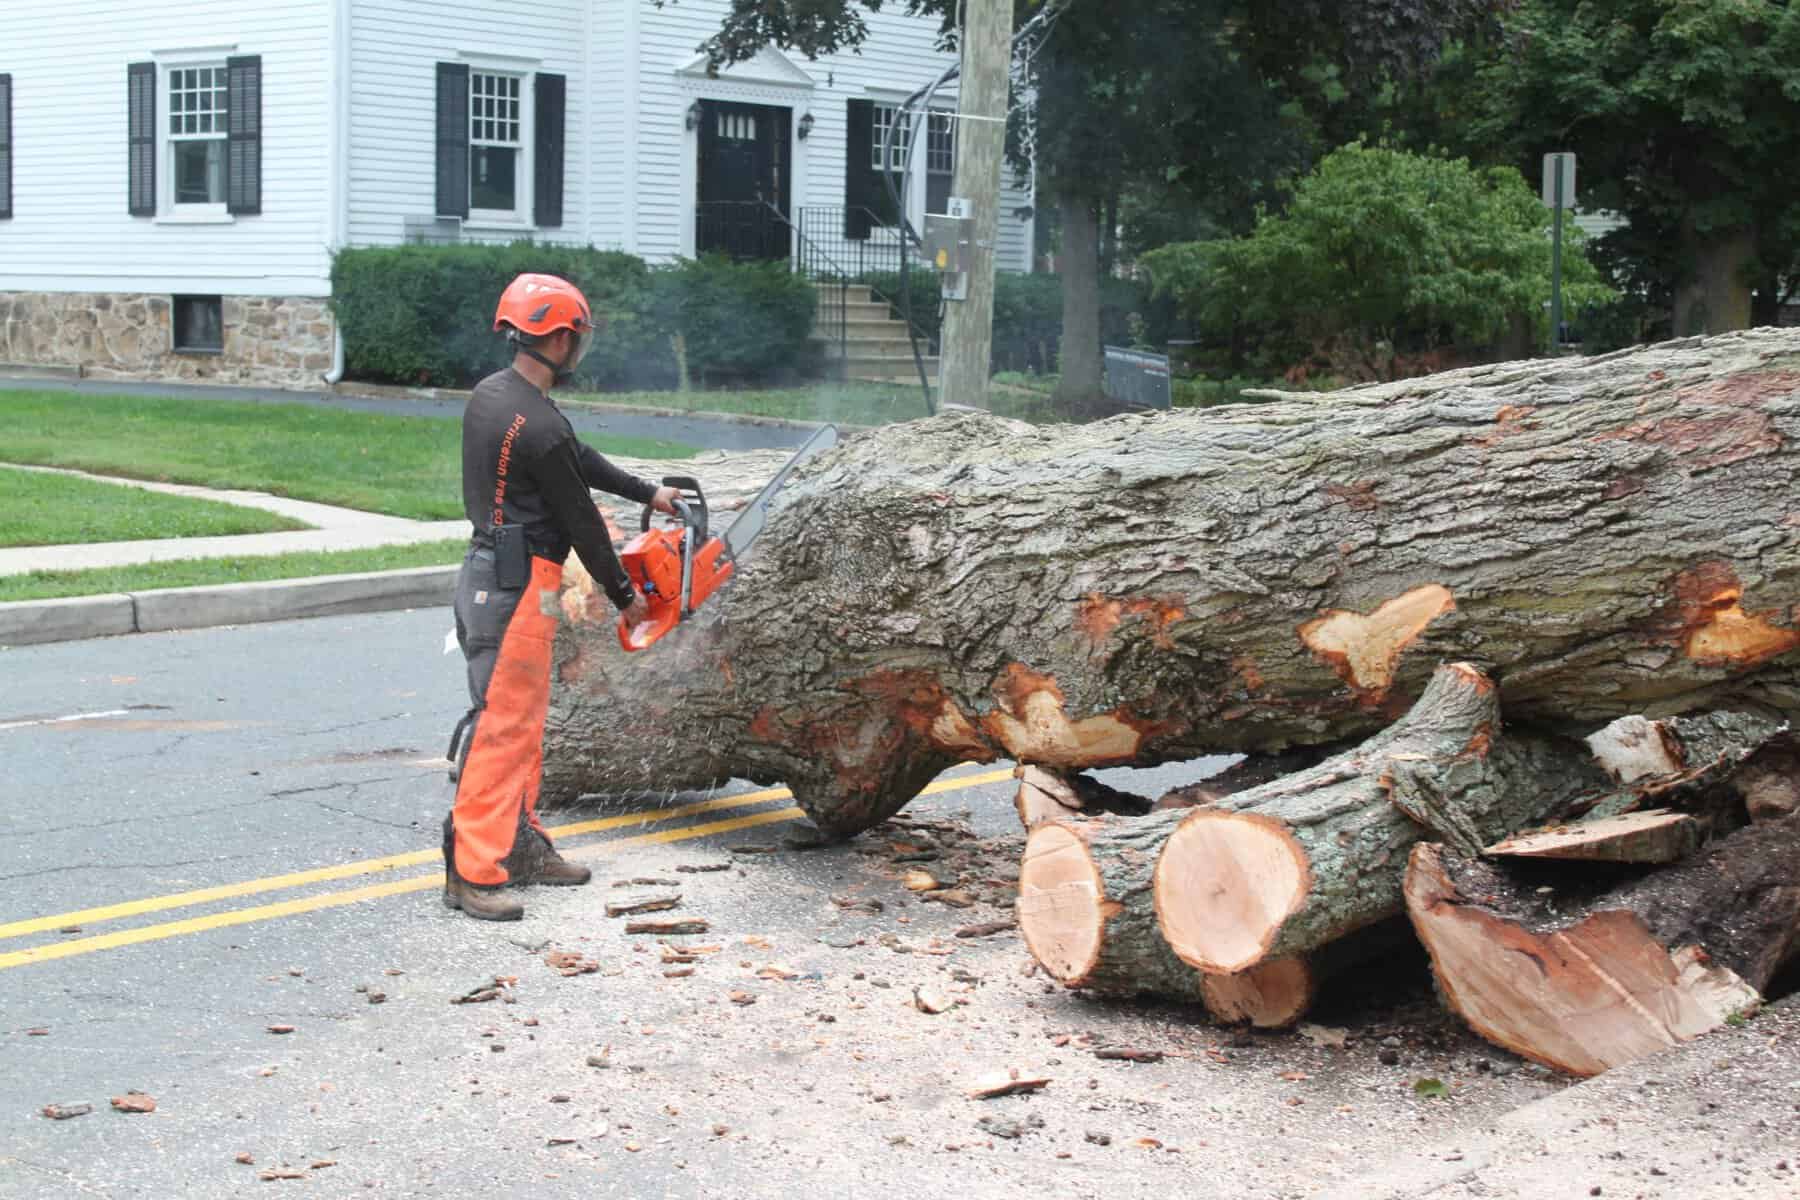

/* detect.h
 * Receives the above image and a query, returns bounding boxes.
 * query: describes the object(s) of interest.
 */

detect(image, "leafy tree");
[1141,143,1615,379]
[1471,0,1800,335]
[687,0,1506,407]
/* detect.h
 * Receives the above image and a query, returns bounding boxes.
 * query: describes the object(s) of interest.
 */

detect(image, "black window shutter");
[435,62,469,218]
[844,99,875,240]
[533,72,565,228]
[0,74,12,220]
[128,62,156,216]
[225,56,261,215]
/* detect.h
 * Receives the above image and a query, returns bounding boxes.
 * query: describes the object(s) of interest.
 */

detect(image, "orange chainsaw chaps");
[616,528,736,652]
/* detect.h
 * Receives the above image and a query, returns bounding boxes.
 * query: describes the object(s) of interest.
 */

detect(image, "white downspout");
[322,0,350,384]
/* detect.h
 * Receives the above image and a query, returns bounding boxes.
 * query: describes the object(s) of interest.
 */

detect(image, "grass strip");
[0,467,306,548]
[0,540,467,603]
[0,390,696,521]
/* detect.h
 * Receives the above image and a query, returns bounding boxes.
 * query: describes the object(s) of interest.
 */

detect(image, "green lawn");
[0,539,467,603]
[0,390,697,520]
[0,466,307,548]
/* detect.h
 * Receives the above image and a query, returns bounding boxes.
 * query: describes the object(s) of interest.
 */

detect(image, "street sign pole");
[1551,164,1564,352]
[1542,151,1575,354]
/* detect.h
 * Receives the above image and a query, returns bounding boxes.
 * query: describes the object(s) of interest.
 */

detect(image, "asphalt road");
[1,609,1672,1200]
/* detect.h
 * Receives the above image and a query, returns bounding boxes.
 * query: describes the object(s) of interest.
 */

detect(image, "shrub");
[330,244,817,390]
[857,270,1174,375]
[1142,143,1619,380]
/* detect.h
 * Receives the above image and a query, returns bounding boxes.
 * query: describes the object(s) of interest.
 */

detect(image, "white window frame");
[150,45,238,225]
[871,102,912,172]
[926,111,954,178]
[467,67,531,227]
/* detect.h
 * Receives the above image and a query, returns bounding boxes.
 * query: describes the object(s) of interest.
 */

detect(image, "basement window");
[172,295,223,353]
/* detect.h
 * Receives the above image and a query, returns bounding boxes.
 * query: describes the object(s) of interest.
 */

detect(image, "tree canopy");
[1142,143,1614,379]
[1469,0,1800,334]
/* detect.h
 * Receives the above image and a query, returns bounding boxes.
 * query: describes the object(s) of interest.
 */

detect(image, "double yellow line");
[0,768,1013,971]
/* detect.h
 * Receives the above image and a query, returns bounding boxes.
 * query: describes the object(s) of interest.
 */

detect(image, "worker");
[442,272,677,921]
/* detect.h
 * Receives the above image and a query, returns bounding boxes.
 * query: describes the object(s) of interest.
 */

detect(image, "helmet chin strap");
[516,337,577,383]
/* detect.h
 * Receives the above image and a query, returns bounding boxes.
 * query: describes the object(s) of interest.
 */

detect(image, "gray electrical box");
[923,197,973,301]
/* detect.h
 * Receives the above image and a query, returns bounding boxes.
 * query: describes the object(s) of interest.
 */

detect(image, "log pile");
[538,328,1800,1074]
[1012,664,1798,1068]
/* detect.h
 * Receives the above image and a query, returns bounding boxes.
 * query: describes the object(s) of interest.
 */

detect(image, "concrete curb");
[0,565,458,647]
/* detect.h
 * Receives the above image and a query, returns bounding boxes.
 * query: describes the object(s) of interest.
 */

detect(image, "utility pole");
[937,0,1010,411]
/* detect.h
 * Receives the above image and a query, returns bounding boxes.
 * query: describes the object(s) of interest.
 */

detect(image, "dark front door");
[696,100,792,261]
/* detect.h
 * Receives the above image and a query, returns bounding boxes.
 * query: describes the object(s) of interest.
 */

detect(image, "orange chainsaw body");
[615,523,734,651]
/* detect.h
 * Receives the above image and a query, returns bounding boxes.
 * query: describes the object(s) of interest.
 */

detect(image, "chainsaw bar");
[721,424,838,562]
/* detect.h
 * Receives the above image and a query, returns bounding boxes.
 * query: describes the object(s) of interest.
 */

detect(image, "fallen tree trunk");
[1407,814,1800,1077]
[544,329,1800,836]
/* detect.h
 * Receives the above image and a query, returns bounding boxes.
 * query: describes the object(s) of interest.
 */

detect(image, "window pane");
[173,139,224,205]
[174,296,223,353]
[471,145,516,211]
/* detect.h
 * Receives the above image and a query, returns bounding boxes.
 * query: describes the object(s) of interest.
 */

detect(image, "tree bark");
[1051,187,1103,412]
[1673,223,1757,335]
[542,328,1800,837]
[1406,814,1800,1077]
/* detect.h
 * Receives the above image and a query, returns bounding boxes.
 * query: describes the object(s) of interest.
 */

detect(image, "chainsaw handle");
[638,475,708,543]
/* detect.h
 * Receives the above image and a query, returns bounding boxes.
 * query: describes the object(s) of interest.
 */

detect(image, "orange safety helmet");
[493,273,597,378]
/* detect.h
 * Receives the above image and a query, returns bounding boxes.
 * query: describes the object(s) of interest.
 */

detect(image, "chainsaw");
[616,424,838,651]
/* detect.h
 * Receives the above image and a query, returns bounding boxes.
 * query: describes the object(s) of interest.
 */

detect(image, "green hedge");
[859,270,1176,374]
[330,243,818,390]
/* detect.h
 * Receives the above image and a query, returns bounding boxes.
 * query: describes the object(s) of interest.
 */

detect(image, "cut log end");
[1198,957,1316,1029]
[1016,822,1106,985]
[1154,809,1310,975]
[1404,842,1763,1077]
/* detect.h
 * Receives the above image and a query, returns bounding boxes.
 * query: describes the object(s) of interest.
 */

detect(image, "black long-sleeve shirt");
[461,367,656,610]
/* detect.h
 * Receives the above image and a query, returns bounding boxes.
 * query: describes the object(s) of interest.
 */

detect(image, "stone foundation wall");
[0,291,335,388]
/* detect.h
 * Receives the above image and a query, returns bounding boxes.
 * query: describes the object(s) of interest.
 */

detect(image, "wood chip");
[755,964,799,981]
[606,894,681,918]
[675,862,732,873]
[265,1025,296,1035]
[309,1160,337,1170]
[913,988,952,1014]
[728,990,757,1006]
[1298,1023,1348,1049]
[1094,1047,1163,1063]
[664,968,695,979]
[922,889,978,908]
[259,1169,306,1181]
[954,920,1017,939]
[902,869,945,892]
[235,1153,255,1165]
[626,918,709,936]
[544,951,599,977]
[729,844,778,856]
[612,877,680,887]
[967,1070,1051,1100]
[41,1103,92,1120]
[110,1092,157,1113]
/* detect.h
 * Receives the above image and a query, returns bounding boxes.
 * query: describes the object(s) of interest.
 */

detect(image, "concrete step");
[816,300,899,322]
[812,283,874,306]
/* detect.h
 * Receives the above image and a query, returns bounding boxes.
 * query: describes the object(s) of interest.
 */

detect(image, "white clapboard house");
[0,1,1035,387]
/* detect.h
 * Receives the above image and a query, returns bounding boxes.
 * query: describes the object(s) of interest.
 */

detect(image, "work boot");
[443,873,525,921]
[441,813,525,920]
[519,829,592,887]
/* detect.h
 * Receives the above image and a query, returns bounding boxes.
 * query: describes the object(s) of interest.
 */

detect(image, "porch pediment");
[675,45,816,89]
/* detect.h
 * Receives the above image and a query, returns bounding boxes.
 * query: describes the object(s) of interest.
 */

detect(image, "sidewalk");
[0,464,466,578]
[0,445,793,647]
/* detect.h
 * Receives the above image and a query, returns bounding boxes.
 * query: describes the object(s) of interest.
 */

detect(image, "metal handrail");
[760,202,936,415]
